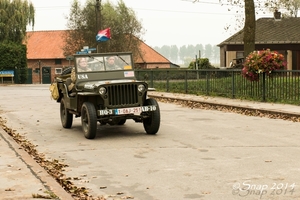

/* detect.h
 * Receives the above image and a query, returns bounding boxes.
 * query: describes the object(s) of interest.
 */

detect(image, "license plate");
[98,106,156,116]
[115,107,142,115]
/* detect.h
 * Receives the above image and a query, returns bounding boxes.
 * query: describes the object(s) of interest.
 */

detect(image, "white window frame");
[55,68,62,74]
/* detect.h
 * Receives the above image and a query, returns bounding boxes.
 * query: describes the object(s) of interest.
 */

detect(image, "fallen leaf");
[5,188,15,191]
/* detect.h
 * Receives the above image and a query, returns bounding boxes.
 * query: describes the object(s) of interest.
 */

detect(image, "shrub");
[188,58,214,69]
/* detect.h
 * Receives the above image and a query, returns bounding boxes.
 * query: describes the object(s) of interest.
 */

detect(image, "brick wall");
[27,59,74,83]
[146,63,170,69]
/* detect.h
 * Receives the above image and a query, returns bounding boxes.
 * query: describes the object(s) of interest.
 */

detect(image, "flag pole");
[95,0,102,53]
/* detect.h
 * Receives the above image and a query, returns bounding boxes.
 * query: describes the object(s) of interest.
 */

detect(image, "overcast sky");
[27,0,273,47]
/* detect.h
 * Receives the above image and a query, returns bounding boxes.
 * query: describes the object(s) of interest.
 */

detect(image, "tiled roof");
[26,30,66,59]
[136,39,170,64]
[25,30,171,64]
[219,17,300,45]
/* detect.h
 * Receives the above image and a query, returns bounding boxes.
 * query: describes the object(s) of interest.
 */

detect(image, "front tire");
[117,119,126,125]
[81,102,97,139]
[60,98,73,128]
[143,98,160,135]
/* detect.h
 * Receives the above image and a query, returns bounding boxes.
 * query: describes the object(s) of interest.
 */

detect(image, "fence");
[135,69,300,105]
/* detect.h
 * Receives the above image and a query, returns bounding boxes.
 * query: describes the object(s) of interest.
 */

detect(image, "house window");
[55,59,62,65]
[236,51,244,59]
[55,68,62,74]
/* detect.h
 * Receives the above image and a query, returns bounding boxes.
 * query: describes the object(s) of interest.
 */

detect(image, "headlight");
[99,87,107,95]
[138,84,145,92]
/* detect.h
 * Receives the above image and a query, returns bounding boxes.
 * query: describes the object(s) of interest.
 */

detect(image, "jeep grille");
[107,84,139,107]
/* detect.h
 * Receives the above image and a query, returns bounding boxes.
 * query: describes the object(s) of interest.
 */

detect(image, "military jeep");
[52,52,160,139]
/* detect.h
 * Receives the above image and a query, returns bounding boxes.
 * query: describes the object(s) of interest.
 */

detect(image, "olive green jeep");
[51,52,160,139]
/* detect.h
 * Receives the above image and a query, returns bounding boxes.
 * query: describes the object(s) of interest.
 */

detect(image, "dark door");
[42,67,51,84]
[25,68,33,84]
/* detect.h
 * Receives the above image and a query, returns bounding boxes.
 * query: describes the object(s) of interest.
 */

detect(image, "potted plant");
[242,49,287,81]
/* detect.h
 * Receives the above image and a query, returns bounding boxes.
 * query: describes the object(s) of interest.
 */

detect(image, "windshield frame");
[74,52,134,73]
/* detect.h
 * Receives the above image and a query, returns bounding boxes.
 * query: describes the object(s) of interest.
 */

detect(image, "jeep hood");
[76,79,142,90]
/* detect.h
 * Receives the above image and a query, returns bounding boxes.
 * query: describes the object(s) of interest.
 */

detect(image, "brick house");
[218,12,300,70]
[25,30,176,84]
[26,31,69,84]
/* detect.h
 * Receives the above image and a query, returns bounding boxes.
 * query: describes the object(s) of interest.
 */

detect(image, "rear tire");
[81,102,97,139]
[60,98,73,128]
[143,98,160,135]
[61,66,73,75]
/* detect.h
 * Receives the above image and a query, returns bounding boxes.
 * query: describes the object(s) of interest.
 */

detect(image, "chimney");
[274,9,281,20]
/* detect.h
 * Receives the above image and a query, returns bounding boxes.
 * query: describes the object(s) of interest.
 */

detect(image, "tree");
[63,0,144,59]
[277,0,300,17]
[170,45,179,63]
[62,0,86,56]
[193,0,288,58]
[204,44,213,60]
[160,45,171,59]
[217,0,256,57]
[195,44,204,58]
[0,42,28,83]
[192,0,299,58]
[186,44,196,58]
[243,0,255,57]
[0,0,35,43]
[179,45,187,62]
[217,0,300,56]
[212,45,220,64]
[0,0,35,83]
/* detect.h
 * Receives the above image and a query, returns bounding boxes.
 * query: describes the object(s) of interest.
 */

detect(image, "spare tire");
[61,66,73,75]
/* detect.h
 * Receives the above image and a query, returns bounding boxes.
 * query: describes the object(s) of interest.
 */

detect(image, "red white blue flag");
[96,28,111,42]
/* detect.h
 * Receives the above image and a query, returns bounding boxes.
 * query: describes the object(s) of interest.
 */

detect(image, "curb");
[0,129,74,200]
[148,94,300,119]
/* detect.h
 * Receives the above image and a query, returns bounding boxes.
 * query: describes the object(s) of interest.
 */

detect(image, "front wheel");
[60,98,73,128]
[117,119,126,125]
[81,102,97,139]
[143,98,160,135]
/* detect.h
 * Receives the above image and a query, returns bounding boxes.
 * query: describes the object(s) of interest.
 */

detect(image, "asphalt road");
[0,85,300,200]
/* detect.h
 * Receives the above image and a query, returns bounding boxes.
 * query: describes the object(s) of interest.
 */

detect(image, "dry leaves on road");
[0,116,105,200]
[156,97,300,122]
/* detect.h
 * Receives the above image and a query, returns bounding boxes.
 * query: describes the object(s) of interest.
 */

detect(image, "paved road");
[1,85,300,200]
